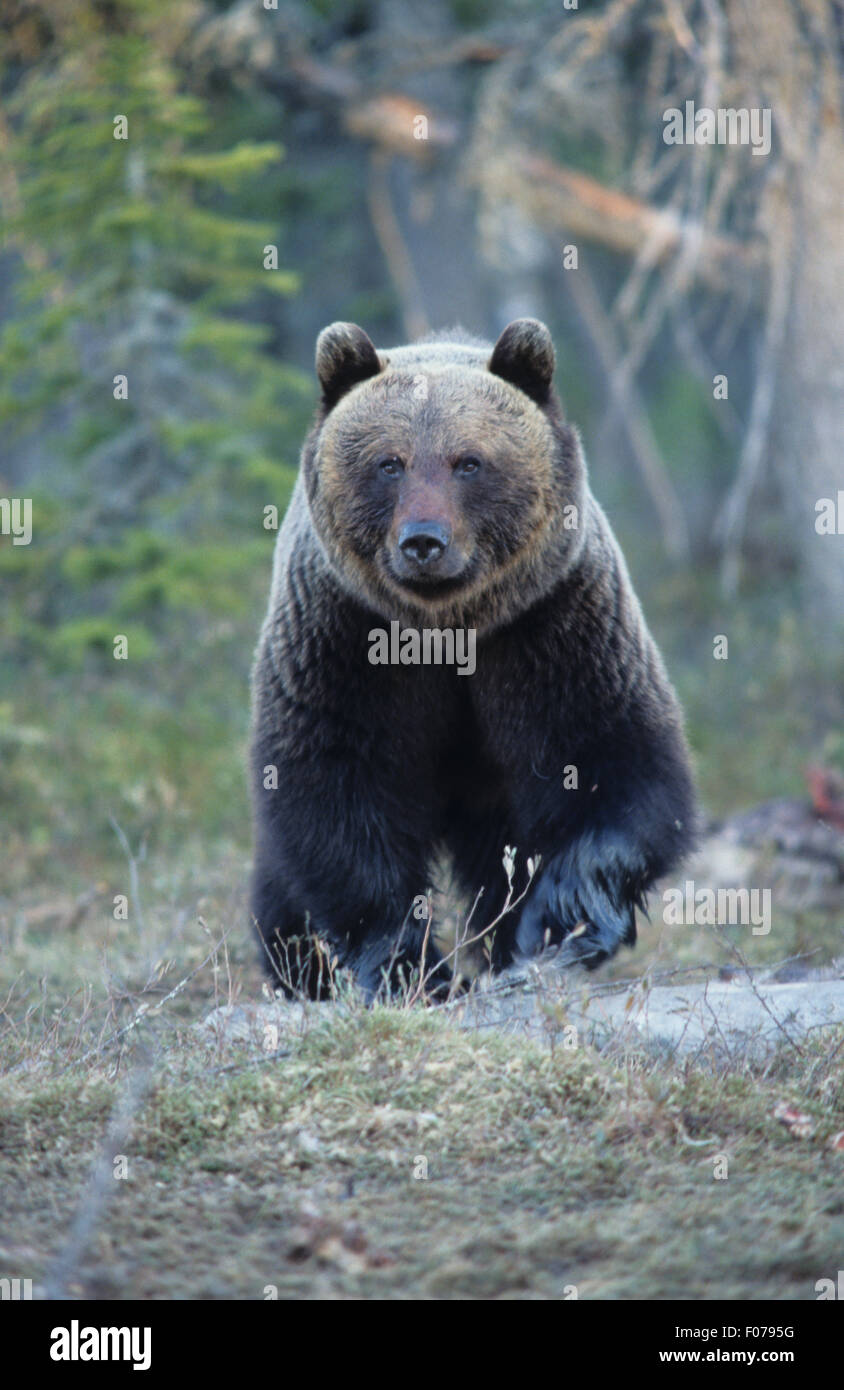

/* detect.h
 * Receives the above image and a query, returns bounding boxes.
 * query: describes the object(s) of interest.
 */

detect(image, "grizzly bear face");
[302,320,588,628]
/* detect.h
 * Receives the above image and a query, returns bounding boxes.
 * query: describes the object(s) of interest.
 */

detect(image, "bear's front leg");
[250,781,445,1000]
[510,734,696,970]
[472,664,696,972]
[250,672,449,1000]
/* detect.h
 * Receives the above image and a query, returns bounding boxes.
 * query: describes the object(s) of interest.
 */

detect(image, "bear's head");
[302,318,588,629]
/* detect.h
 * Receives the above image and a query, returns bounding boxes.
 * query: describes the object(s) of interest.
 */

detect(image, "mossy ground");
[1,848,842,1301]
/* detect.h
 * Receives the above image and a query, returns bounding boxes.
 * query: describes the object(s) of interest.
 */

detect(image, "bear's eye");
[454,454,482,476]
[378,456,404,477]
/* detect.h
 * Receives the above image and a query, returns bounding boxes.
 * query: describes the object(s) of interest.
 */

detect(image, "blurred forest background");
[1,0,843,916]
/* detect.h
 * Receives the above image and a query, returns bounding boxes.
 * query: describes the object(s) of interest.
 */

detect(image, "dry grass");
[1,844,842,1300]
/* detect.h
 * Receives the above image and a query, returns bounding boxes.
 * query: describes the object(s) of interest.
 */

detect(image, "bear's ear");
[488,318,555,405]
[315,322,382,408]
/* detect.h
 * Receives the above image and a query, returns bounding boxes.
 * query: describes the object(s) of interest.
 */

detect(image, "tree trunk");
[733,0,844,625]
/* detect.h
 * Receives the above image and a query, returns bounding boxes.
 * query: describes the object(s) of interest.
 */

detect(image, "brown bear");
[250,319,698,998]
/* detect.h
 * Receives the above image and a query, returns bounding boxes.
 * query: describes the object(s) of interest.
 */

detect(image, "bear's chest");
[387,665,504,802]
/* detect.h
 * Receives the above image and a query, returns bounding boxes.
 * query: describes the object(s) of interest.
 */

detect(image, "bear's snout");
[391,515,471,590]
[398,520,451,565]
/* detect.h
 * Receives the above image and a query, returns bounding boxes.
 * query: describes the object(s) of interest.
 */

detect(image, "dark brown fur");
[250,319,698,997]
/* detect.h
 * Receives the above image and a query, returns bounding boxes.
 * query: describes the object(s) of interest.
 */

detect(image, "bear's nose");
[398,521,450,564]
